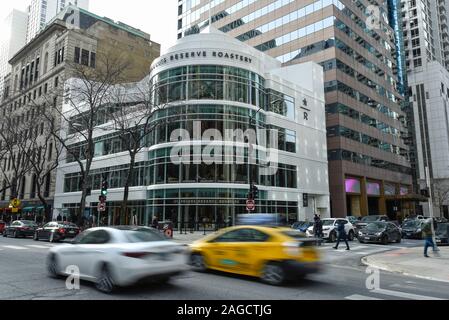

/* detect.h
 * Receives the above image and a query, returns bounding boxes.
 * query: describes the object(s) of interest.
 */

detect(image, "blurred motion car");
[401,219,425,239]
[306,218,356,242]
[358,222,402,244]
[34,221,80,242]
[46,226,188,293]
[354,215,389,236]
[3,220,38,238]
[189,226,321,286]
[435,223,449,245]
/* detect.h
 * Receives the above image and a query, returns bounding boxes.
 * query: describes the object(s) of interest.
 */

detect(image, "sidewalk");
[362,246,449,283]
[171,231,217,244]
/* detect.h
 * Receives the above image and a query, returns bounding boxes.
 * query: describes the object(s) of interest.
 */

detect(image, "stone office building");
[0,5,160,222]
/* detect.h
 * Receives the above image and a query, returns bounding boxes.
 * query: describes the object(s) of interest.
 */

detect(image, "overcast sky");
[0,0,178,52]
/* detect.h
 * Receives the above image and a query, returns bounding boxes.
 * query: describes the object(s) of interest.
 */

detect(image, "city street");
[1,236,448,300]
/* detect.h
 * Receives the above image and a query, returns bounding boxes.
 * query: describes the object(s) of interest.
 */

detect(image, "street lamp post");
[425,166,439,251]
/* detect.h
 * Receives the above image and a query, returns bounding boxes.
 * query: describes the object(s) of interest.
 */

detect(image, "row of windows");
[74,47,96,68]
[255,16,335,52]
[327,125,406,156]
[328,149,412,175]
[324,80,401,121]
[325,103,400,137]
[20,57,40,90]
[321,59,398,105]
[64,157,298,193]
[66,104,297,163]
[277,38,335,64]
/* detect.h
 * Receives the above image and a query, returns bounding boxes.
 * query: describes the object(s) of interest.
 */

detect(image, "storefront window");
[345,178,361,194]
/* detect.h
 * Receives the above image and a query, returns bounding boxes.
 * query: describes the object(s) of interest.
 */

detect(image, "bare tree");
[432,179,449,215]
[0,108,35,202]
[102,82,167,224]
[41,51,131,225]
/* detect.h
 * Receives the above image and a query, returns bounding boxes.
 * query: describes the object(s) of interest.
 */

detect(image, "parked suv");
[306,218,356,242]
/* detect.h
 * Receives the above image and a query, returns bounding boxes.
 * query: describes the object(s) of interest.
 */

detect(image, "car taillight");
[58,228,65,234]
[122,252,149,259]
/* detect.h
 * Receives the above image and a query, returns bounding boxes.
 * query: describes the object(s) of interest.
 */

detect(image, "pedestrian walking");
[151,216,159,229]
[423,218,439,258]
[313,215,323,246]
[333,220,350,250]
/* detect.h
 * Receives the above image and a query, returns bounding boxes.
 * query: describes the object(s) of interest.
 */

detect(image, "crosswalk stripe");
[26,245,51,249]
[2,245,29,250]
[346,294,382,300]
[372,289,444,300]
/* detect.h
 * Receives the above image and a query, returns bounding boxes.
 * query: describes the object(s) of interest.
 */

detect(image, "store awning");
[22,207,35,212]
[36,206,45,211]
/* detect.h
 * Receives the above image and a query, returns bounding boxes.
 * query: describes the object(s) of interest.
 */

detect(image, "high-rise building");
[178,0,417,219]
[0,9,29,101]
[402,0,449,217]
[26,0,90,43]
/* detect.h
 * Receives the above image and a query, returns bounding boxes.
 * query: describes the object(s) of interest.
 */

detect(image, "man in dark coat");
[334,220,350,250]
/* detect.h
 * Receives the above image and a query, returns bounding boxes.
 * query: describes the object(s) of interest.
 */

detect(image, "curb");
[361,256,449,284]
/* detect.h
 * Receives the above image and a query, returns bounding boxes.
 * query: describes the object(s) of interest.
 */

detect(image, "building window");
[74,47,80,63]
[81,49,89,66]
[90,52,96,68]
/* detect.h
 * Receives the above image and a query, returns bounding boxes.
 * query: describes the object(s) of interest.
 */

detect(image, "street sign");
[246,199,255,211]
[10,198,21,208]
[98,203,106,212]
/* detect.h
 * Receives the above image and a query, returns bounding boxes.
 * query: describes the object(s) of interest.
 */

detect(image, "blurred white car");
[306,218,356,242]
[46,226,188,293]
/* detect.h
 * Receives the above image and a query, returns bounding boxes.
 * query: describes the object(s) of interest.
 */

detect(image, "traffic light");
[252,185,259,199]
[99,195,106,203]
[101,180,108,197]
[420,189,429,198]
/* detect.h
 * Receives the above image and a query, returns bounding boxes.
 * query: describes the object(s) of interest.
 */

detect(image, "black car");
[401,219,424,239]
[34,221,80,243]
[3,220,38,238]
[435,223,449,245]
[358,222,402,245]
[354,215,389,236]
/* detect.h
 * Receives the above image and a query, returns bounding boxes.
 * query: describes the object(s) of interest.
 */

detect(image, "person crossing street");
[333,220,350,251]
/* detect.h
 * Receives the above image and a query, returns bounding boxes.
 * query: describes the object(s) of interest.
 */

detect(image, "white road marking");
[26,245,51,249]
[372,288,444,300]
[346,294,382,300]
[2,245,29,250]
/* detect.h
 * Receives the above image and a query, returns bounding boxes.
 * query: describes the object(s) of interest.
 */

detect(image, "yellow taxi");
[189,225,321,285]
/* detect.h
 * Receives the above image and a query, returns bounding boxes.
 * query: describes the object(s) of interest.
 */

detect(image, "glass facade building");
[54,29,330,228]
[177,0,416,219]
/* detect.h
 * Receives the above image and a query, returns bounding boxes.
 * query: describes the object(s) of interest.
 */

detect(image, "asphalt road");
[0,235,448,300]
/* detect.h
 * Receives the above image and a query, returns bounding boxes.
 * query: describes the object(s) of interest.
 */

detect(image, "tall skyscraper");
[178,0,417,219]
[0,9,29,101]
[402,0,449,217]
[26,0,90,43]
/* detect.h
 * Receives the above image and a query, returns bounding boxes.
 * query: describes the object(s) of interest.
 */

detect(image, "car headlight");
[417,229,422,233]
[323,227,331,231]
[376,232,383,236]
[358,231,363,236]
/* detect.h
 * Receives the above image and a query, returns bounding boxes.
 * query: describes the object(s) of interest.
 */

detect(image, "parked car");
[46,226,188,293]
[34,221,80,243]
[306,218,356,242]
[189,225,321,286]
[292,221,314,233]
[0,221,6,234]
[435,223,449,245]
[434,217,448,224]
[401,219,425,239]
[358,222,402,245]
[3,220,38,238]
[354,215,389,236]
